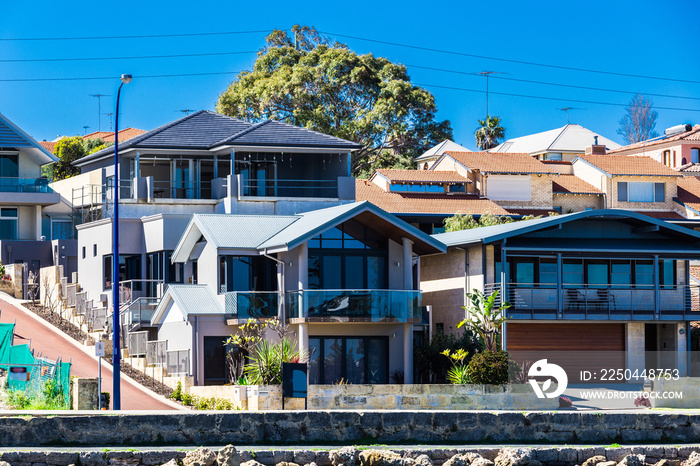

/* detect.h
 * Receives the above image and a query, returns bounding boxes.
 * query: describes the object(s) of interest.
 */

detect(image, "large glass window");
[390,183,444,193]
[563,260,584,286]
[617,182,665,202]
[308,336,388,384]
[635,260,654,286]
[218,255,276,294]
[0,208,18,240]
[103,255,113,290]
[146,250,184,295]
[308,222,388,290]
[0,154,18,178]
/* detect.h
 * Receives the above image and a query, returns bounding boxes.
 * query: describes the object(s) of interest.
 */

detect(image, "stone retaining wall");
[2,445,700,466]
[0,411,699,446]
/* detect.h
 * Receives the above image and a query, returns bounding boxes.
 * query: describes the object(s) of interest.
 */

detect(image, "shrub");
[181,392,194,406]
[414,330,479,383]
[465,350,510,385]
[634,395,651,408]
[446,365,470,384]
[170,381,183,401]
[559,396,573,408]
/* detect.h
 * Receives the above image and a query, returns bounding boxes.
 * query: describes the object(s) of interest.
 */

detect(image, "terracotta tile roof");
[541,160,573,165]
[608,124,700,153]
[632,210,686,220]
[577,155,682,177]
[355,179,509,215]
[39,141,57,153]
[674,177,700,214]
[505,208,559,217]
[676,163,700,172]
[552,175,602,195]
[373,169,471,184]
[84,127,146,143]
[443,151,557,175]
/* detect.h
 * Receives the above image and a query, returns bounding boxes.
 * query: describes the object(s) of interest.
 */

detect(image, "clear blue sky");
[2,0,699,149]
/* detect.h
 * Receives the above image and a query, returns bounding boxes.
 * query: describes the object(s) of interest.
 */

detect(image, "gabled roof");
[356,179,508,215]
[552,175,602,195]
[490,124,621,154]
[574,155,682,177]
[84,128,147,143]
[415,140,470,162]
[0,113,57,164]
[674,176,700,213]
[151,285,224,325]
[372,169,471,184]
[172,201,446,262]
[608,124,700,154]
[437,151,557,175]
[75,110,361,167]
[433,209,700,248]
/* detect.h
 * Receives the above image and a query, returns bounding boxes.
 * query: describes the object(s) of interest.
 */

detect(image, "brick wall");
[489,174,554,208]
[609,175,678,210]
[552,193,603,213]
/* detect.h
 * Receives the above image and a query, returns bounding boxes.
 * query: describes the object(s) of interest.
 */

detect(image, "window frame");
[0,207,19,240]
[617,181,665,203]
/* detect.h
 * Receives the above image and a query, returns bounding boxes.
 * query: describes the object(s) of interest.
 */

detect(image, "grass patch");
[5,380,68,410]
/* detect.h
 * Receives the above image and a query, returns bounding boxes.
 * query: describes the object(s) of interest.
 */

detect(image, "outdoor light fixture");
[112,73,132,410]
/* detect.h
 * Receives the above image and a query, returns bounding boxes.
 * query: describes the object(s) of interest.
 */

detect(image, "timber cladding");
[507,323,625,383]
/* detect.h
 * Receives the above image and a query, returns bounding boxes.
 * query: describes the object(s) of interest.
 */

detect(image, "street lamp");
[112,73,132,410]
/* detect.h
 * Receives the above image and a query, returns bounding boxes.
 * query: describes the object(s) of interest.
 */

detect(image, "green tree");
[216,25,452,176]
[83,137,112,155]
[458,289,510,352]
[443,211,547,232]
[475,115,506,150]
[52,136,85,180]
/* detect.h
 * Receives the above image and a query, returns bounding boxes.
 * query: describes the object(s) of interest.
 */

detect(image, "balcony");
[240,178,338,198]
[488,283,700,320]
[0,177,59,205]
[224,291,280,323]
[286,289,422,323]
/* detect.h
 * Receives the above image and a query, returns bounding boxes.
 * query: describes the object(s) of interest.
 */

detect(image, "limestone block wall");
[651,377,700,409]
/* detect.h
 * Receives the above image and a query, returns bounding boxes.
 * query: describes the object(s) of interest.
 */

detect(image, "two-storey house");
[607,124,700,169]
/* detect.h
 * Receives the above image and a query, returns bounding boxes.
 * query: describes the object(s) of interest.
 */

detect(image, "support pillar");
[297,242,309,358]
[402,238,413,290]
[403,323,413,384]
[626,322,645,375]
[35,205,42,240]
[677,322,688,377]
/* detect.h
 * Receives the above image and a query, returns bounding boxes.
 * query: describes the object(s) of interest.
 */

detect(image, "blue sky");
[2,0,699,149]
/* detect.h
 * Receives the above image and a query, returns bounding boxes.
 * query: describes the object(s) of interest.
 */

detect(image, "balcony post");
[653,255,660,318]
[500,242,507,351]
[556,253,562,317]
[297,242,309,359]
[402,238,413,290]
[403,323,413,384]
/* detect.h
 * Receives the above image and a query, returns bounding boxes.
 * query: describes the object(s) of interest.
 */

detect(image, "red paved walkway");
[0,295,180,410]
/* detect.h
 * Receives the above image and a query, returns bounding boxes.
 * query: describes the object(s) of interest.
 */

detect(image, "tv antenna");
[102,112,116,131]
[476,71,506,118]
[178,109,194,116]
[82,126,90,136]
[90,94,110,132]
[559,107,583,124]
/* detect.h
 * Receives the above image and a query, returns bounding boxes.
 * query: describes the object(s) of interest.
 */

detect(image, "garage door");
[487,175,531,201]
[507,323,625,383]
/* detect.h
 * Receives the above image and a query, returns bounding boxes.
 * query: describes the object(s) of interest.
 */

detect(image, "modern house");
[63,110,362,311]
[149,201,445,386]
[0,113,75,275]
[414,140,470,170]
[608,124,700,169]
[422,210,700,381]
[489,124,621,161]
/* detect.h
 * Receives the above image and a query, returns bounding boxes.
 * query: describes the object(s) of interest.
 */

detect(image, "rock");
[277,463,301,466]
[414,455,433,466]
[619,455,645,466]
[471,459,494,466]
[358,450,404,466]
[218,446,240,466]
[597,463,617,466]
[162,461,178,466]
[331,448,360,466]
[582,456,608,466]
[242,461,266,466]
[655,461,672,466]
[0,462,12,466]
[184,449,217,466]
[304,463,319,466]
[494,449,533,466]
[443,454,483,466]
[684,453,700,466]
[79,452,108,466]
[294,451,316,465]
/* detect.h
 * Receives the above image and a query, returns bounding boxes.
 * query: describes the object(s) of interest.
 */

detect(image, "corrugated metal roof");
[166,285,223,316]
[194,213,299,249]
[490,124,621,154]
[415,140,470,161]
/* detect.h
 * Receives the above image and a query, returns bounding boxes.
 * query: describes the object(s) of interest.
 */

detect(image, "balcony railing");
[152,180,211,200]
[121,297,159,328]
[224,291,279,321]
[241,178,338,198]
[0,177,53,193]
[286,289,422,322]
[488,282,700,320]
[119,279,164,304]
[166,349,190,376]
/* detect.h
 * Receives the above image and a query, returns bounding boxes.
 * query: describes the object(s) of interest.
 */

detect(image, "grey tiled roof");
[75,110,361,166]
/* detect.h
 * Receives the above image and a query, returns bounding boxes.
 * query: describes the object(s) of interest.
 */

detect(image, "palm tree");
[475,115,506,150]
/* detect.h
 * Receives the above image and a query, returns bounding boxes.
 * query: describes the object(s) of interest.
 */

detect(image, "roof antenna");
[90,94,111,132]
[594,135,599,145]
[559,107,582,124]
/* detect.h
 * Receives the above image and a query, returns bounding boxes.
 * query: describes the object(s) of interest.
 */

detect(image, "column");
[298,321,309,367]
[402,238,413,290]
[297,242,309,359]
[403,323,413,384]
[677,322,688,377]
[35,206,42,240]
[626,322,645,375]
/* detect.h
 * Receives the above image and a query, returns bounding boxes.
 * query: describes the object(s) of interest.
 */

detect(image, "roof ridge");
[546,124,571,151]
[263,119,364,144]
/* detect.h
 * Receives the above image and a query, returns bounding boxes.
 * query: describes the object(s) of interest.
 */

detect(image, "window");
[203,336,231,385]
[103,255,113,290]
[218,255,276,294]
[0,208,18,240]
[51,220,73,240]
[82,247,86,259]
[93,244,97,257]
[692,148,700,164]
[308,336,388,385]
[563,259,584,287]
[617,182,664,202]
[390,183,444,193]
[0,154,18,178]
[146,250,184,294]
[544,153,562,161]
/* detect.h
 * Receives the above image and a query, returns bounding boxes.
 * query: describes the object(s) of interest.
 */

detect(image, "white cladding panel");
[487,175,531,201]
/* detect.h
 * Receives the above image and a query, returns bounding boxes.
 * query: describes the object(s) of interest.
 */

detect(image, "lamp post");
[112,73,132,410]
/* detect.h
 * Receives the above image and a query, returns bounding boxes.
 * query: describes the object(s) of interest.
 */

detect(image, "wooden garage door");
[507,323,625,383]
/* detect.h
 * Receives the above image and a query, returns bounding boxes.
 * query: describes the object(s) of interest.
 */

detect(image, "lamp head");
[120,74,133,84]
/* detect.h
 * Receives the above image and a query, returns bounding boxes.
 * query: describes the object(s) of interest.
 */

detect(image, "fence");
[86,307,107,332]
[147,340,167,367]
[127,331,148,357]
[166,349,189,376]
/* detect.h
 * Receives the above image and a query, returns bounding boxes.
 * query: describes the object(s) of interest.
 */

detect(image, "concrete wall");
[0,240,52,271]
[421,249,466,335]
[1,411,700,446]
[142,214,192,253]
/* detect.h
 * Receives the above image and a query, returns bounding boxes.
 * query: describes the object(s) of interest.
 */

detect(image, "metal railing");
[240,178,338,198]
[166,349,190,376]
[86,307,107,332]
[147,340,167,367]
[65,284,78,308]
[119,279,164,303]
[224,291,280,321]
[152,180,210,199]
[286,289,422,322]
[75,291,87,316]
[121,297,159,328]
[127,331,148,357]
[490,282,700,319]
[0,177,53,193]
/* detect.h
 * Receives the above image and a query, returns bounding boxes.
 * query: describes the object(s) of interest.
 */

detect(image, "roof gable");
[438,151,557,175]
[574,155,682,177]
[152,284,223,325]
[415,139,469,161]
[0,113,57,164]
[491,124,621,154]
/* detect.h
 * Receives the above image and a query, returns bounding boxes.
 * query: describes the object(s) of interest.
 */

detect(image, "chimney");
[585,135,607,155]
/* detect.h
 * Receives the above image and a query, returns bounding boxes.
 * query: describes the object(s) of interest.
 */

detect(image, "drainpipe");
[193,315,199,386]
[262,250,285,323]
